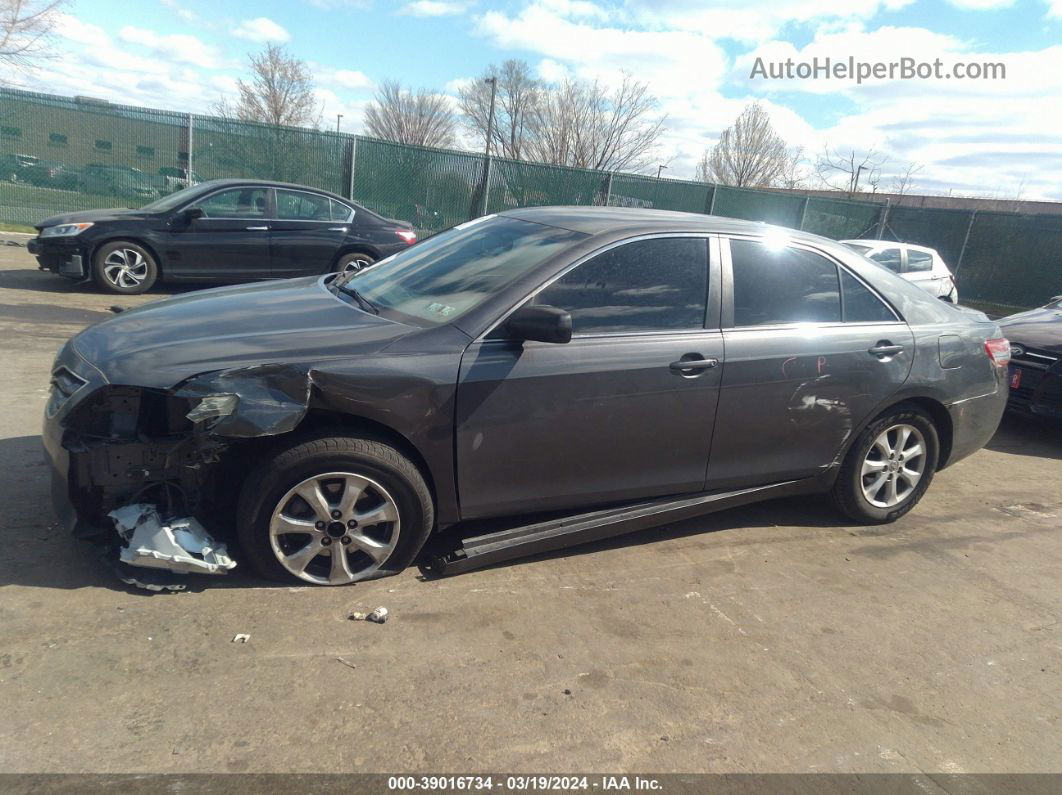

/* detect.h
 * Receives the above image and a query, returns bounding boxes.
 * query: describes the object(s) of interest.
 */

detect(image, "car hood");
[71,277,413,389]
[998,305,1062,354]
[35,208,150,229]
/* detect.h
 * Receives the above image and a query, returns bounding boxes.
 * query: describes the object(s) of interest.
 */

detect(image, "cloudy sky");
[18,0,1062,199]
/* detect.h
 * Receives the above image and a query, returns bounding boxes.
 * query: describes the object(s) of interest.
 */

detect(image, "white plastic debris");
[109,504,237,575]
[348,606,389,624]
[367,607,389,624]
[232,633,250,643]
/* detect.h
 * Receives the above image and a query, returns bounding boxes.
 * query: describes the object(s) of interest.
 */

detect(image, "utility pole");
[479,76,498,218]
[852,164,865,194]
[336,114,343,132]
[484,76,497,157]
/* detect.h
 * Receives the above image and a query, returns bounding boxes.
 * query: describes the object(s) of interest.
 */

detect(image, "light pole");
[656,164,667,179]
[853,164,865,193]
[336,114,343,133]
[484,76,497,157]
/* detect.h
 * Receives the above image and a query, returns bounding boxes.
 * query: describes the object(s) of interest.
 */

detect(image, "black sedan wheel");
[92,241,158,294]
[334,252,376,276]
[237,434,434,585]
[831,404,939,524]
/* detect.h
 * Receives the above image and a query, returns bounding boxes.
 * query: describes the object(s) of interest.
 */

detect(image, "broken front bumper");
[28,236,88,280]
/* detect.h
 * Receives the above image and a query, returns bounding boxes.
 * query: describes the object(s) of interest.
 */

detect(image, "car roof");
[501,205,839,245]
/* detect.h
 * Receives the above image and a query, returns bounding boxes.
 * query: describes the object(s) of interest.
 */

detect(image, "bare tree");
[888,162,923,196]
[816,144,888,193]
[696,103,801,188]
[223,43,322,128]
[364,80,457,148]
[458,60,541,160]
[527,73,665,173]
[0,0,64,82]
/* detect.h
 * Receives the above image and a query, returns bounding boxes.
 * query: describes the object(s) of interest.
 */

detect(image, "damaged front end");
[46,356,317,588]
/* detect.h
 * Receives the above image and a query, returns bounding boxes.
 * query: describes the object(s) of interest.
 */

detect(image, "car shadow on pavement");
[986,413,1062,461]
[0,266,204,298]
[4,416,1055,593]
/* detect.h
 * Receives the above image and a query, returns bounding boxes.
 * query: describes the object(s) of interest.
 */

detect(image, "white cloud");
[313,66,374,90]
[117,27,223,68]
[159,0,205,26]
[1045,0,1062,18]
[473,1,1062,198]
[444,76,473,93]
[398,1,473,16]
[943,0,1015,8]
[232,17,292,43]
[53,13,109,47]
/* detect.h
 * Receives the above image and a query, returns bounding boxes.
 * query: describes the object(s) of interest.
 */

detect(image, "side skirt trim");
[420,478,814,577]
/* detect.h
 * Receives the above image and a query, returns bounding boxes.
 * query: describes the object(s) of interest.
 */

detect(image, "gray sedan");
[44,207,1011,586]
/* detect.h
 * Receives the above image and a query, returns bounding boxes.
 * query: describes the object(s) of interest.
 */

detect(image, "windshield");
[339,215,586,326]
[140,182,213,213]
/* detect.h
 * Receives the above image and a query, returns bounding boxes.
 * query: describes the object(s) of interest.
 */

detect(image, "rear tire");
[333,252,376,275]
[831,404,940,524]
[237,434,434,585]
[92,240,158,294]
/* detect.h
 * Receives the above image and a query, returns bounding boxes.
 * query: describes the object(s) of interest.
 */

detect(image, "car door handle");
[669,356,718,372]
[868,343,904,357]
[246,225,269,231]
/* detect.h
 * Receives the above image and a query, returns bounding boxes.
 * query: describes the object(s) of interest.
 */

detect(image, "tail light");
[984,338,1011,367]
[395,229,417,245]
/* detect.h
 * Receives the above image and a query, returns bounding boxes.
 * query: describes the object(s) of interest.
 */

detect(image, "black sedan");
[44,208,1011,587]
[28,179,417,294]
[1000,295,1062,419]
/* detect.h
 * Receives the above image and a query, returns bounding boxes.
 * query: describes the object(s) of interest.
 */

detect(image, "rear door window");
[868,247,902,273]
[276,189,333,221]
[906,250,934,273]
[729,239,841,326]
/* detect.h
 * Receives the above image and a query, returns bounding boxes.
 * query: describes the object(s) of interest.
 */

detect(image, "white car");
[841,240,958,303]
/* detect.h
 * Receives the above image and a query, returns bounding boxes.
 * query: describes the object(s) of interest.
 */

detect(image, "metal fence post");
[954,210,977,278]
[798,196,810,230]
[187,113,194,176]
[876,199,890,239]
[348,135,357,200]
[604,172,613,206]
[707,185,717,215]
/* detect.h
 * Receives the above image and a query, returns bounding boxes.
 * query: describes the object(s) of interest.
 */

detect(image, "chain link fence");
[2,87,1060,308]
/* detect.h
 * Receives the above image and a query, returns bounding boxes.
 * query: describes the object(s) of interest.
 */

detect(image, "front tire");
[92,240,158,294]
[237,434,434,585]
[831,404,940,524]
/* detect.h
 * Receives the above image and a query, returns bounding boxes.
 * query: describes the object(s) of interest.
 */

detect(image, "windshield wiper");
[338,283,380,315]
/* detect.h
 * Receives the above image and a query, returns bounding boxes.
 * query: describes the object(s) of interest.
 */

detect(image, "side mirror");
[178,206,204,224]
[506,305,572,344]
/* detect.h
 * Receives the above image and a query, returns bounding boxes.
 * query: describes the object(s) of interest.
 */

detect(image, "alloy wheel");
[102,248,149,289]
[860,423,927,508]
[341,256,372,275]
[268,471,400,585]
